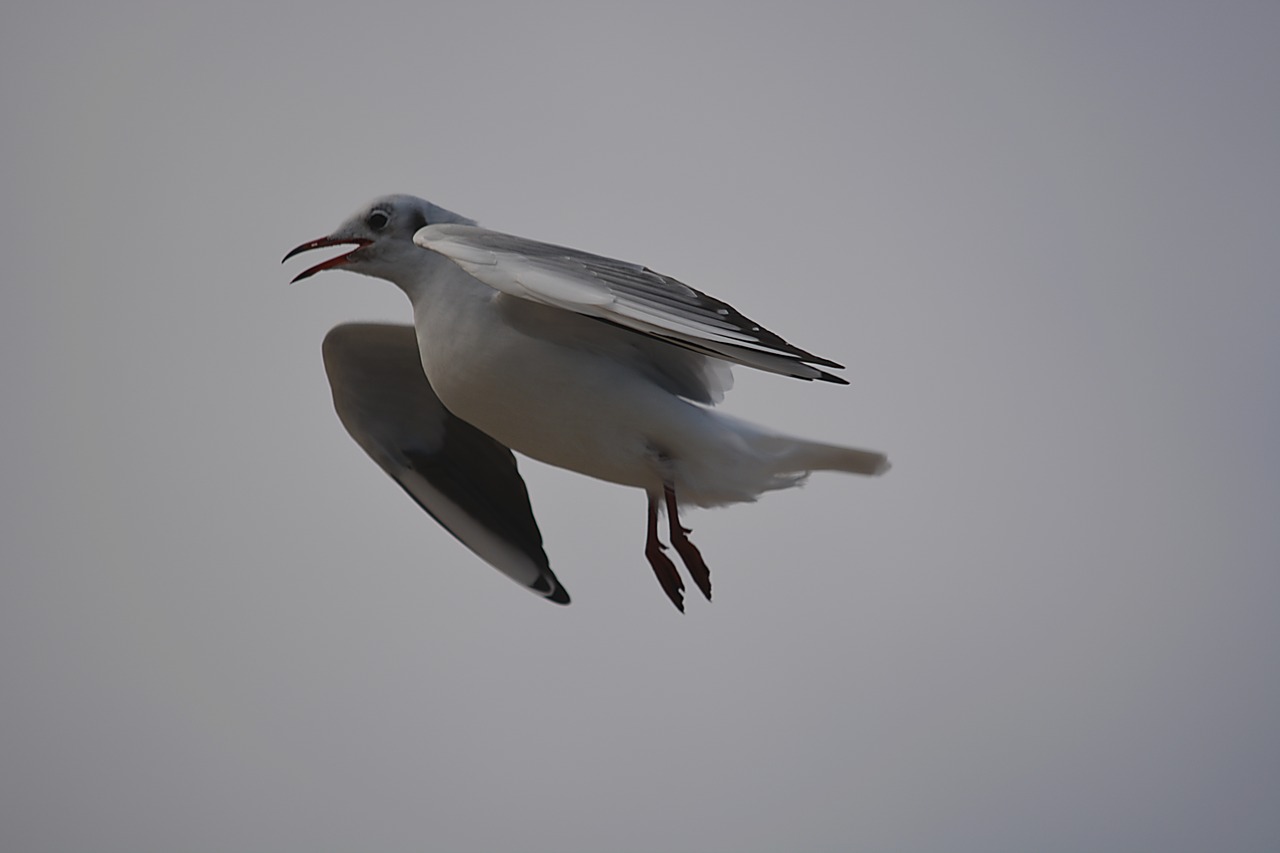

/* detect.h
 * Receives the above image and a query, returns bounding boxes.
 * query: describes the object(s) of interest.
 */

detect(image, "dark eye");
[366,210,390,231]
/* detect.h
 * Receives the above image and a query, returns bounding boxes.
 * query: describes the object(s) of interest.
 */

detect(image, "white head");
[283,194,475,283]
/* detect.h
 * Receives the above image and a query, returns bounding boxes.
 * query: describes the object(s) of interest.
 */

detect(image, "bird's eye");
[366,210,390,231]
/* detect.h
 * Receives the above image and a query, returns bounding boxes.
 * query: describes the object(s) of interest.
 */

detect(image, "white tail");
[766,437,891,477]
[673,410,890,507]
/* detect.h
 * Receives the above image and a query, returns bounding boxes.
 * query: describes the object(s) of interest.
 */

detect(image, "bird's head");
[283,194,474,283]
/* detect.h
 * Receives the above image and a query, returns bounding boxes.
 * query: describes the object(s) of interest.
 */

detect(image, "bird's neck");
[388,249,492,315]
[385,250,456,303]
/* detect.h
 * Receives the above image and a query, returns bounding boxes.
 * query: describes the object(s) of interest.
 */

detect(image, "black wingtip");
[531,573,571,605]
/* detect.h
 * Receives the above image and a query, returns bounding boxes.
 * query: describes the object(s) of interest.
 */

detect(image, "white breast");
[411,288,679,491]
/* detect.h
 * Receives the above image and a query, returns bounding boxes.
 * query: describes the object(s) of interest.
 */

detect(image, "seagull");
[284,195,889,610]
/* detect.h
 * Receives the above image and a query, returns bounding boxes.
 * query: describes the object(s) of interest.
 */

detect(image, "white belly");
[413,291,688,491]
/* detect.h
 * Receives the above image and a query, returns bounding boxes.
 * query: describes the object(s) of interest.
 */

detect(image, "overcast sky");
[3,2,1278,852]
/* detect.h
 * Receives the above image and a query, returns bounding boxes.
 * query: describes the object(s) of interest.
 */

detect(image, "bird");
[284,194,889,610]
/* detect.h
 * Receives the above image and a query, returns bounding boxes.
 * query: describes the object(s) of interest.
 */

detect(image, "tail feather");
[774,440,891,477]
[674,410,890,507]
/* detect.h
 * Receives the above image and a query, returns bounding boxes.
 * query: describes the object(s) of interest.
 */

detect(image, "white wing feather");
[415,224,848,384]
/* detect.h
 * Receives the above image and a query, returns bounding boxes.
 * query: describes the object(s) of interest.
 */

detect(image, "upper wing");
[321,323,569,605]
[415,224,849,384]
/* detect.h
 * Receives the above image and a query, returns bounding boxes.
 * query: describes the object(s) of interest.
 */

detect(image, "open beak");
[282,236,373,283]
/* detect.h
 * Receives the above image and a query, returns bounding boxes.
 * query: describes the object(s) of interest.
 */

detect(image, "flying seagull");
[285,195,889,610]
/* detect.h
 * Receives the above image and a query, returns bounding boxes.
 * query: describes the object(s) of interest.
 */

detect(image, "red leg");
[645,491,685,612]
[664,484,712,602]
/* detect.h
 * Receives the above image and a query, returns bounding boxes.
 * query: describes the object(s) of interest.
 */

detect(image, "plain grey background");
[3,2,1277,852]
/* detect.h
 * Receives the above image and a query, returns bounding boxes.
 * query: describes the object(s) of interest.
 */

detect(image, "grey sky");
[3,2,1278,852]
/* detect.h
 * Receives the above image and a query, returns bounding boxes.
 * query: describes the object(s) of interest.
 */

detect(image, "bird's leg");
[645,491,685,612]
[664,483,712,602]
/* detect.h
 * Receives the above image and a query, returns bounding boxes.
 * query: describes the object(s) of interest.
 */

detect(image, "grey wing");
[321,323,569,604]
[416,224,849,384]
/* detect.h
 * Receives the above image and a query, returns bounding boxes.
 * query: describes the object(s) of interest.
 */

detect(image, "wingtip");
[531,572,571,605]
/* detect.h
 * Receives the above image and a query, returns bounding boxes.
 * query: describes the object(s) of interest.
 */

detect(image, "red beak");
[282,236,373,282]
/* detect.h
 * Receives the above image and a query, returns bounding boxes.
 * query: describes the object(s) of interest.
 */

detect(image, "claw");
[645,492,685,611]
[665,484,711,601]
